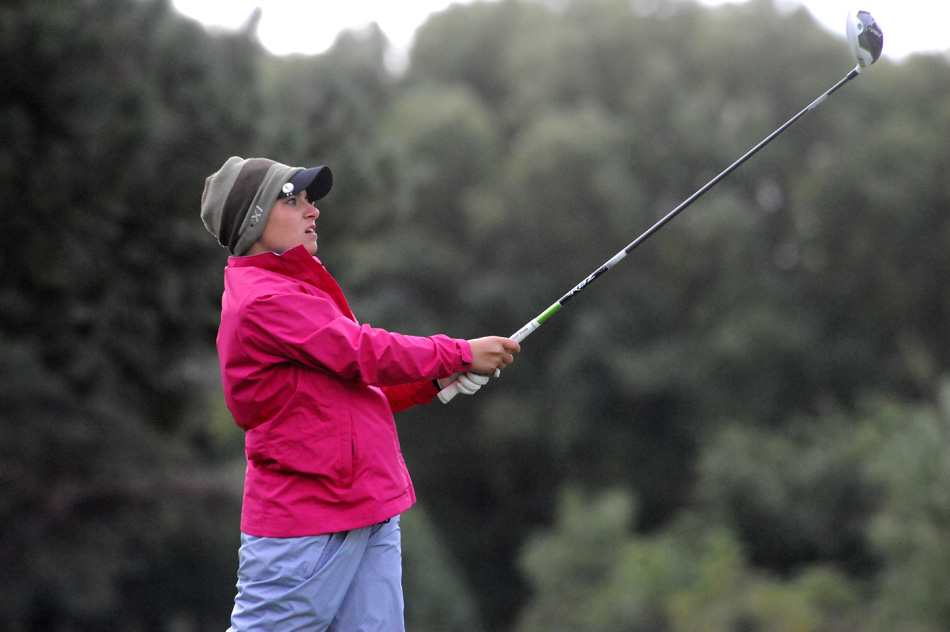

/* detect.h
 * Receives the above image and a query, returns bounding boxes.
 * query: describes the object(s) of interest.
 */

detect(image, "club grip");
[437,379,463,404]
[438,325,537,404]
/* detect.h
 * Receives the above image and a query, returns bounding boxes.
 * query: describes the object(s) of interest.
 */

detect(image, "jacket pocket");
[245,404,353,487]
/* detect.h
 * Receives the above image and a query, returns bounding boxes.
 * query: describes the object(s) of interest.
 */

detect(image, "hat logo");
[282,183,295,195]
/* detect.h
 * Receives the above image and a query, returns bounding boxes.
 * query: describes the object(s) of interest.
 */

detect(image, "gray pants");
[228,516,404,631]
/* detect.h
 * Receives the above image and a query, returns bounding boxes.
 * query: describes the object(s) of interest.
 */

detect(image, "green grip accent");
[536,302,562,325]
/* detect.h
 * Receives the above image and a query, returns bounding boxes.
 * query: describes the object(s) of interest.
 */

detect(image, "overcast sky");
[171,0,947,63]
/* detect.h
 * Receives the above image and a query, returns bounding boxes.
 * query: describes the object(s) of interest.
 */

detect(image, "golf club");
[440,10,883,403]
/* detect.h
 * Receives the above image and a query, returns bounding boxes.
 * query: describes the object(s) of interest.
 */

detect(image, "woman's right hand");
[466,336,521,375]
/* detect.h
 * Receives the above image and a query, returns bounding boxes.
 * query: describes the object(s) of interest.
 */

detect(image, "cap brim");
[282,166,333,201]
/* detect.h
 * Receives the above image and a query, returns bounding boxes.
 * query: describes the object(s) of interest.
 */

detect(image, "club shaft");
[439,68,860,403]
[513,68,859,343]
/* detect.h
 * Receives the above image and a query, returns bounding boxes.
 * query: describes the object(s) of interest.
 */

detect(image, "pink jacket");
[216,245,472,537]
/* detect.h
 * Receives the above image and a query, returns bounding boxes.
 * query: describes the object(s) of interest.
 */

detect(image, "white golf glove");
[437,371,490,396]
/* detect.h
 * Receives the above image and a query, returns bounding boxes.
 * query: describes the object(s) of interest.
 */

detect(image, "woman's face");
[246,191,320,256]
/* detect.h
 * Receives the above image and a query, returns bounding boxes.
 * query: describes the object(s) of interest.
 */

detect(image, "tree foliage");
[2,0,949,630]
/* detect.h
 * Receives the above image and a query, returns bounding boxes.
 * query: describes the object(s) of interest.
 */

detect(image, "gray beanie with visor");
[201,156,332,256]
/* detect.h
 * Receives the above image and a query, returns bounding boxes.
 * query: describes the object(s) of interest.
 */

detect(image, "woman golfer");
[200,156,519,631]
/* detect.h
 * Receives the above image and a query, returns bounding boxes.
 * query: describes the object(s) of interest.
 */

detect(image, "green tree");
[858,390,950,631]
[515,487,865,632]
[401,505,487,632]
[695,420,877,575]
[0,0,259,627]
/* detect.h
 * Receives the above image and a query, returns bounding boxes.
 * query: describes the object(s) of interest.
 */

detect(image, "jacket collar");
[228,245,355,320]
[228,244,321,274]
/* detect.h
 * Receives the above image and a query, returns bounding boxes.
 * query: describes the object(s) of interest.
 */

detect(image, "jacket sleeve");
[381,380,441,413]
[239,289,472,386]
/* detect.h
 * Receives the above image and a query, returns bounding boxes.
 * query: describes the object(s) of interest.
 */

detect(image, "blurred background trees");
[1,0,948,630]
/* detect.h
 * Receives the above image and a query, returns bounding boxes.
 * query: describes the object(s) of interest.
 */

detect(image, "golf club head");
[847,10,883,69]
